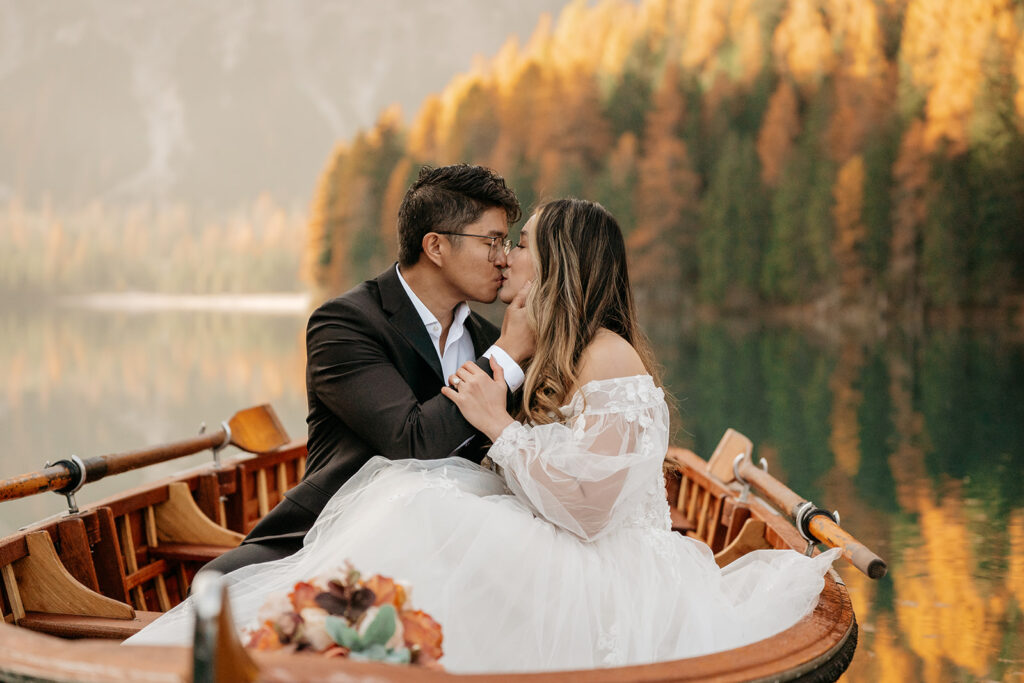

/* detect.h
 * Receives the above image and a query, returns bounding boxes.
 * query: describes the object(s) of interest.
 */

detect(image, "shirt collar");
[395,264,470,340]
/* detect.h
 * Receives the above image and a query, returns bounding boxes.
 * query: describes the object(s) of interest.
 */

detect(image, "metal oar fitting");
[733,452,767,502]
[46,454,87,515]
[795,500,840,556]
[200,421,232,469]
[211,421,231,468]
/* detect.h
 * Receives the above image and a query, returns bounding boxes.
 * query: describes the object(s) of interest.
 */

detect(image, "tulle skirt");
[126,456,839,672]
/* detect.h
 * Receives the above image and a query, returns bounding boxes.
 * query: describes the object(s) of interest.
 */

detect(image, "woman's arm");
[443,333,667,541]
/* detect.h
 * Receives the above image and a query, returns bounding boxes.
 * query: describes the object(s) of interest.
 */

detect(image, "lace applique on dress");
[387,465,462,503]
[488,375,671,541]
[596,623,625,667]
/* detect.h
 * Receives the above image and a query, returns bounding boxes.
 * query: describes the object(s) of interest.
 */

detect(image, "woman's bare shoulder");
[576,329,647,385]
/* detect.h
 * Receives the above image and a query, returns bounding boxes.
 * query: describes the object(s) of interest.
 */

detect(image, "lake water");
[1,301,1021,681]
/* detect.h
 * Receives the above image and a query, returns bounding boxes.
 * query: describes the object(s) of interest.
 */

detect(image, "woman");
[128,199,838,672]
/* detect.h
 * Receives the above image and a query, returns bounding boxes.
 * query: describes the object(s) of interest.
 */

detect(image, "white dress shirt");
[396,265,524,391]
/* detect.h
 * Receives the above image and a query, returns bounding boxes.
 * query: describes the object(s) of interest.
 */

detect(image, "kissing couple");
[128,164,838,672]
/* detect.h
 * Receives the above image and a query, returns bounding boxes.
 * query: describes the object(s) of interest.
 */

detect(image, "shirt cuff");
[483,345,525,391]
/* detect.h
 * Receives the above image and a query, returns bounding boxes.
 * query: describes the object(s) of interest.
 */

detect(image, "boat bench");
[1,484,244,641]
[148,542,233,564]
[17,610,163,639]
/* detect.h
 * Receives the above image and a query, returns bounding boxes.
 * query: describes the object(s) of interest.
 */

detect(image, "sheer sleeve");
[487,375,670,541]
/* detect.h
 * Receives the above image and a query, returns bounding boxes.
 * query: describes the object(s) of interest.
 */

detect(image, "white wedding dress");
[127,375,839,672]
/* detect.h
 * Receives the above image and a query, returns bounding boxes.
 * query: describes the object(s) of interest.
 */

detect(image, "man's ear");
[421,233,445,267]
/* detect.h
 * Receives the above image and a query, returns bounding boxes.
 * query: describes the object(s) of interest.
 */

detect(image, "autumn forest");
[305,0,1024,328]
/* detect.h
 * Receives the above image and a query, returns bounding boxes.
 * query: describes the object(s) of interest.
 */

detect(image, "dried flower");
[299,607,335,652]
[246,562,442,669]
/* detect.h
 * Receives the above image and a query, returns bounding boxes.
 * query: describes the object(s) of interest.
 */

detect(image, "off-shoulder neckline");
[574,373,654,394]
[561,374,658,411]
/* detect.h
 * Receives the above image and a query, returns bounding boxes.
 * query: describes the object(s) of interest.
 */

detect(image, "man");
[203,164,533,575]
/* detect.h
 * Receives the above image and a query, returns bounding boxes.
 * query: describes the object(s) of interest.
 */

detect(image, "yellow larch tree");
[632,63,700,306]
[771,0,836,94]
[757,79,801,187]
[901,0,1011,153]
[826,0,893,162]
[1016,34,1024,124]
[728,0,770,87]
[832,155,868,300]
[378,156,415,261]
[681,0,730,73]
[407,94,442,163]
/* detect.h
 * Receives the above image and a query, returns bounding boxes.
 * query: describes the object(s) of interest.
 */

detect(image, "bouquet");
[244,562,443,666]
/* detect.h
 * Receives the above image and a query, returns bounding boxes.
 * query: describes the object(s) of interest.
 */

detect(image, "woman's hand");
[441,357,515,442]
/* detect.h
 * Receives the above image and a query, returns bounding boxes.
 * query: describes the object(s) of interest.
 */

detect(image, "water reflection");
[0,305,308,533]
[1,307,1022,680]
[667,325,1024,681]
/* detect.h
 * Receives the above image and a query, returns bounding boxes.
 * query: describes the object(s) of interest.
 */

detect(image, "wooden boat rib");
[0,413,865,682]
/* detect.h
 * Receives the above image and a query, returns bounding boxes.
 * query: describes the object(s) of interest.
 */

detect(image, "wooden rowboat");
[0,406,883,682]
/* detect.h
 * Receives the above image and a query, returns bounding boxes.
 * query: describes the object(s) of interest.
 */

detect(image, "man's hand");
[494,280,534,363]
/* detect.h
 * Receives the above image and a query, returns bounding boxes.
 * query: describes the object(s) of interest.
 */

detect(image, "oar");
[707,428,888,579]
[0,405,289,503]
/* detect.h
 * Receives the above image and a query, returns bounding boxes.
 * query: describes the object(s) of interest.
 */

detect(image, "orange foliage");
[883,350,1013,678]
[901,0,1014,153]
[407,95,442,161]
[633,64,699,294]
[868,616,919,683]
[896,487,1009,676]
[757,80,801,187]
[1010,510,1024,610]
[832,156,868,298]
[681,0,729,72]
[827,0,893,160]
[1017,37,1024,124]
[772,0,836,93]
[380,157,413,247]
[828,341,864,476]
[729,0,768,86]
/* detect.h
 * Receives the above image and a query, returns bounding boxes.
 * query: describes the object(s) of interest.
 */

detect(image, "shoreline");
[56,291,311,315]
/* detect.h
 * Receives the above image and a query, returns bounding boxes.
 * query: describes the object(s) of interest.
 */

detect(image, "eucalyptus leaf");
[325,615,362,650]
[361,604,396,647]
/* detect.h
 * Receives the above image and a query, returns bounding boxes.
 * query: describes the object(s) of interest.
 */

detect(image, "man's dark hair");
[396,164,521,267]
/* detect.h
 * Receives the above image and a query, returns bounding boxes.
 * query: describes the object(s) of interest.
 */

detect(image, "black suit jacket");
[243,265,500,544]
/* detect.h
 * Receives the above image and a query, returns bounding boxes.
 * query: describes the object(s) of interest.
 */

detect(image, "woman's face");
[498,213,538,304]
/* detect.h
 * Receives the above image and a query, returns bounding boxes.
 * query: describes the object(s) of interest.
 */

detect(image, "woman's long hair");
[520,198,661,425]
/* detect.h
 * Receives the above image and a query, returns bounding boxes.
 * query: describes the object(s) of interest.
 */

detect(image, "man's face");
[498,213,537,304]
[440,207,509,304]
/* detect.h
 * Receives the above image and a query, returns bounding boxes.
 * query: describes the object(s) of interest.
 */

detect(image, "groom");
[202,164,532,576]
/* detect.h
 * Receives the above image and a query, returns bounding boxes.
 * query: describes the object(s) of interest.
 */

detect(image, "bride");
[127,198,838,672]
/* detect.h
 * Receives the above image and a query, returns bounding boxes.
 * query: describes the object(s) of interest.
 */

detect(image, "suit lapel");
[378,265,444,381]
[465,313,496,355]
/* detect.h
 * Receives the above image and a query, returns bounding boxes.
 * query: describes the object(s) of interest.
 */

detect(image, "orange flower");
[400,610,444,664]
[289,581,320,612]
[245,622,282,650]
[363,574,407,609]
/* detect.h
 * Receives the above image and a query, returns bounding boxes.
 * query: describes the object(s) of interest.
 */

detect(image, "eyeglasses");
[434,232,516,261]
